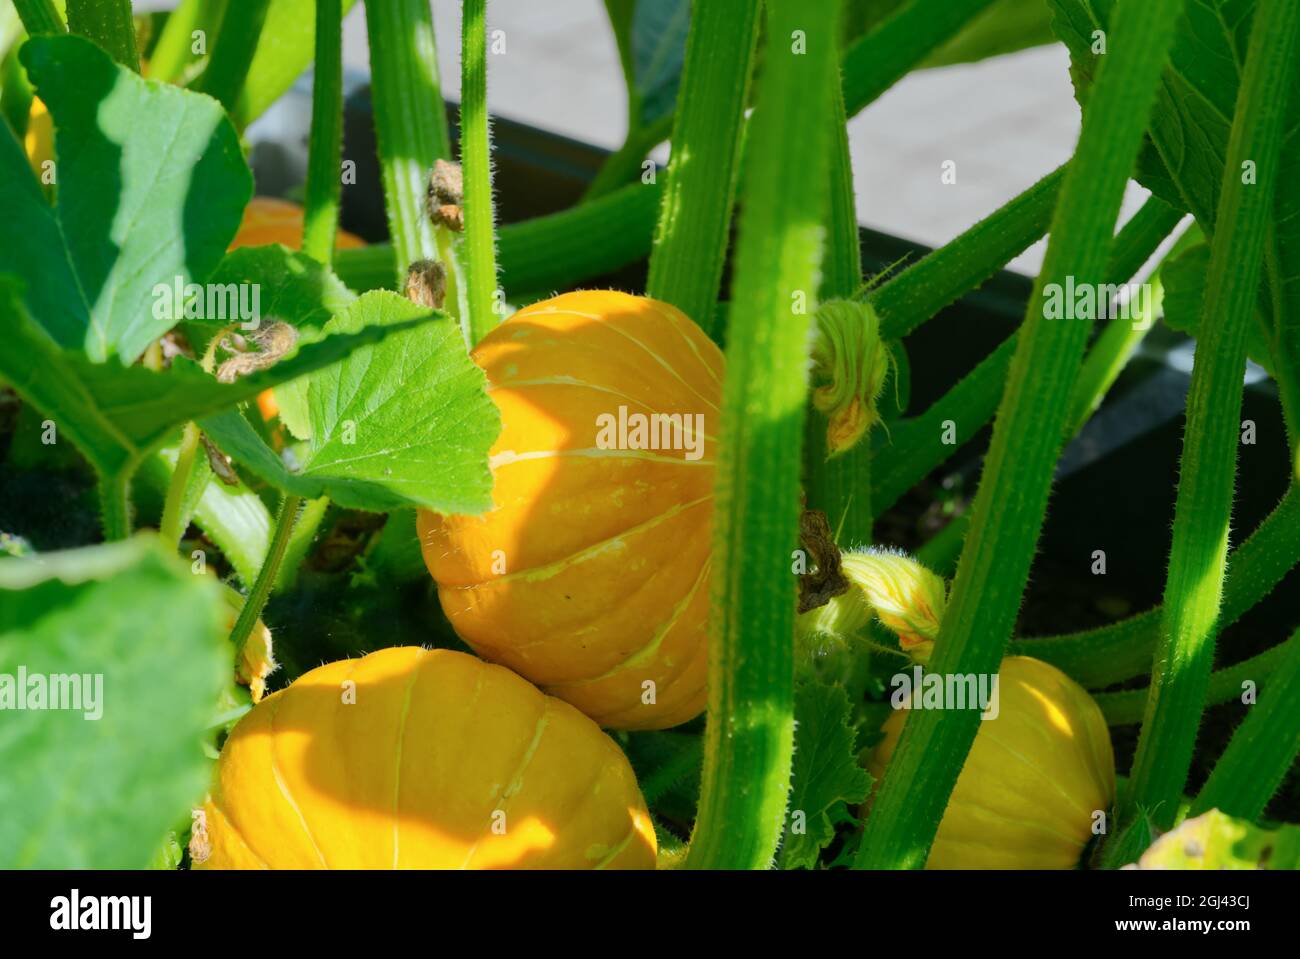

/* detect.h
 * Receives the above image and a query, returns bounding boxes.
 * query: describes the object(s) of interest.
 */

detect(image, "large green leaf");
[193,244,360,439]
[0,276,437,479]
[1,34,251,363]
[1049,0,1300,418]
[202,290,500,515]
[1161,241,1275,373]
[778,679,872,870]
[0,536,227,868]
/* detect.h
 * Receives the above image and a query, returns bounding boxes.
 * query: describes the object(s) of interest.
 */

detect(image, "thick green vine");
[854,0,1186,870]
[685,0,839,871]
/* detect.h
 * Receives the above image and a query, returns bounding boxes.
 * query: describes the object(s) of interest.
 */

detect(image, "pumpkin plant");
[0,0,1297,876]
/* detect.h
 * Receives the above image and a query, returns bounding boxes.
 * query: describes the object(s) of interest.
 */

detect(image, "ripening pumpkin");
[228,196,366,252]
[192,647,657,869]
[867,655,1116,869]
[419,290,721,730]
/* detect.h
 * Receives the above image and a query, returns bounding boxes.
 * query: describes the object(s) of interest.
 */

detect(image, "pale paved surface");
[147,0,1162,278]
[341,1,1162,277]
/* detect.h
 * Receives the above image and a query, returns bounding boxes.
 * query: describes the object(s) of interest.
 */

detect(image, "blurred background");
[127,0,1161,276]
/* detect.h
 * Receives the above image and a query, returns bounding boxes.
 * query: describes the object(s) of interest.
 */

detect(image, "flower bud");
[810,300,891,456]
[840,548,946,661]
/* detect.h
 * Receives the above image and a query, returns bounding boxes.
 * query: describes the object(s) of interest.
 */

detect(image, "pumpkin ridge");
[979,727,1098,823]
[939,793,1090,849]
[206,797,272,869]
[267,688,331,868]
[459,697,551,869]
[582,613,710,728]
[592,818,642,870]
[646,300,724,385]
[544,556,711,687]
[489,447,715,469]
[524,739,614,868]
[486,376,722,444]
[390,647,427,868]
[536,307,722,414]
[439,495,712,595]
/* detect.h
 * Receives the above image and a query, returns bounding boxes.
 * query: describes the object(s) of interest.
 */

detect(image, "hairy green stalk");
[872,194,1181,515]
[1125,0,1299,832]
[336,178,663,296]
[275,495,329,592]
[1097,639,1293,727]
[685,0,838,872]
[195,0,271,114]
[588,0,993,207]
[65,0,137,71]
[12,0,64,36]
[583,116,673,202]
[645,0,760,336]
[229,493,303,652]
[804,78,871,546]
[639,736,705,808]
[855,0,1184,870]
[301,0,344,265]
[460,0,500,345]
[158,422,203,547]
[341,3,1013,302]
[871,166,1064,340]
[1019,482,1300,686]
[841,0,996,117]
[364,0,451,283]
[98,468,133,542]
[1188,628,1300,821]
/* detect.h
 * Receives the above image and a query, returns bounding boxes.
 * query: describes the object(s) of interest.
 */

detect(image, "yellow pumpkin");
[867,655,1116,869]
[228,196,367,252]
[192,646,657,869]
[419,290,722,730]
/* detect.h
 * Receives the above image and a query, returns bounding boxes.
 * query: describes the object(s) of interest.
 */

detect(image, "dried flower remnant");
[405,259,448,310]
[215,321,299,383]
[426,159,465,232]
[810,300,891,456]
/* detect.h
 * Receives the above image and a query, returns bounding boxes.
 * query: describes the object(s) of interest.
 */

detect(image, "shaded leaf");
[632,0,691,127]
[779,679,872,870]
[1049,0,1300,408]
[2,34,251,363]
[1161,241,1275,374]
[201,291,499,514]
[0,536,227,868]
[0,276,435,479]
[195,244,360,439]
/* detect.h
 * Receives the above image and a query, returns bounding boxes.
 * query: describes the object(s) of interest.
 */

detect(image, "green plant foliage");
[1,34,250,363]
[629,0,690,128]
[1050,0,1300,447]
[1133,810,1300,869]
[0,277,430,482]
[200,291,499,515]
[0,536,227,867]
[779,679,872,870]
